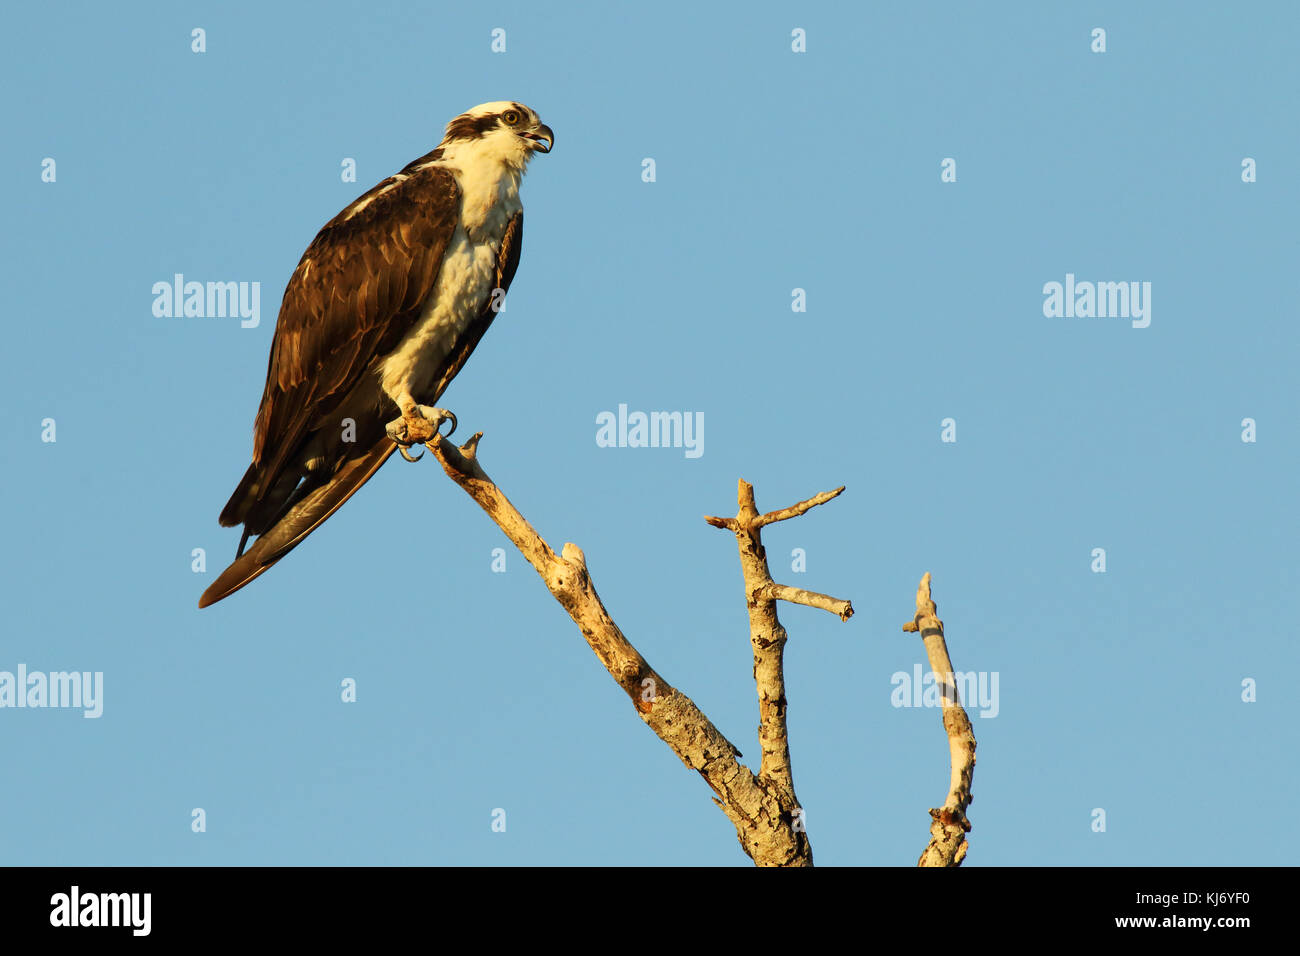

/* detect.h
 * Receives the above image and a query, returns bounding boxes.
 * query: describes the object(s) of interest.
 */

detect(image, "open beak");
[520,124,554,153]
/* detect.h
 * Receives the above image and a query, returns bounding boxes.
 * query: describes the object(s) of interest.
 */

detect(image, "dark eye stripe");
[444,112,502,140]
[443,105,533,142]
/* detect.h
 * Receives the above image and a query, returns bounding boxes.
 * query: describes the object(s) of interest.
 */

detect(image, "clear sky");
[2,1,1295,866]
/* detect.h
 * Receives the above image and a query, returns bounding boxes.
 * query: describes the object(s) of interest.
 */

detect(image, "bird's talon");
[386,406,456,457]
[413,405,457,440]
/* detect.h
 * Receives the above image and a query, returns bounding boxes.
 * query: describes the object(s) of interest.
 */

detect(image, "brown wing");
[200,210,525,609]
[219,165,461,527]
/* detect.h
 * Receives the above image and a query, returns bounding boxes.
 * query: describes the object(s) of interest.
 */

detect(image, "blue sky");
[1,1,1295,865]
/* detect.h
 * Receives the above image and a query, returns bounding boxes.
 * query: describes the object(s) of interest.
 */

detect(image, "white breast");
[378,160,521,406]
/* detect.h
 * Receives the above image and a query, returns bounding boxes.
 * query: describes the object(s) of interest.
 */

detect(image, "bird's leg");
[386,402,458,462]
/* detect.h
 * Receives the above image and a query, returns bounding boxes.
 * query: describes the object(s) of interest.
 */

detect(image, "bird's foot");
[386,406,457,462]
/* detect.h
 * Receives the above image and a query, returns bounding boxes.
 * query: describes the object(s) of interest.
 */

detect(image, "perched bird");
[199,101,553,608]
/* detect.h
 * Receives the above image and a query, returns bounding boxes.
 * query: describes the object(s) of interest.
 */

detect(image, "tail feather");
[219,461,261,527]
[199,438,398,608]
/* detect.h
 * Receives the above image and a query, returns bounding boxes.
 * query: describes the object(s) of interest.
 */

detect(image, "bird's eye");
[502,110,521,126]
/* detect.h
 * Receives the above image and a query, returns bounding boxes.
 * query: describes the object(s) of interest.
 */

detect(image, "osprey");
[199,101,553,608]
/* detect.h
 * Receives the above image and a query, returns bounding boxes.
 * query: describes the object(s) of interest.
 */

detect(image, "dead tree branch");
[705,480,854,846]
[428,431,962,867]
[902,572,977,866]
[758,583,854,621]
[427,432,835,866]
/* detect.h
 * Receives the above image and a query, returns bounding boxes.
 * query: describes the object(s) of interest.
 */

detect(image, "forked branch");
[427,430,961,867]
[428,432,832,866]
[705,480,854,829]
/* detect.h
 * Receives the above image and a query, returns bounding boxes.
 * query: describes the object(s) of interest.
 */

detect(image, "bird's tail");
[199,437,398,608]
[219,461,261,528]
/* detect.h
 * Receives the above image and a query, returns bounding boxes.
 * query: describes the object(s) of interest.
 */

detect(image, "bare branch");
[753,485,845,528]
[434,430,972,867]
[902,572,977,867]
[706,478,855,854]
[759,583,854,622]
[427,434,810,866]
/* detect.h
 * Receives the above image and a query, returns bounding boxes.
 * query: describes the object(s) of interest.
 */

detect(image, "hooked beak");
[520,124,554,153]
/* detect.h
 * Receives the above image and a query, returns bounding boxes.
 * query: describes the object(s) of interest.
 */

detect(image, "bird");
[199,101,553,608]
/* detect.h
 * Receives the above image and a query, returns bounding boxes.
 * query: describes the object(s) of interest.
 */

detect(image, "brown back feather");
[252,165,462,484]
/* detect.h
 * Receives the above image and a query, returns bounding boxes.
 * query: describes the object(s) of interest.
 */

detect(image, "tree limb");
[758,583,854,622]
[753,485,844,529]
[705,479,855,855]
[902,572,976,867]
[427,432,814,866]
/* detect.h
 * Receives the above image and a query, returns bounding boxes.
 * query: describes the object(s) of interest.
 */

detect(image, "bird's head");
[438,101,554,170]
